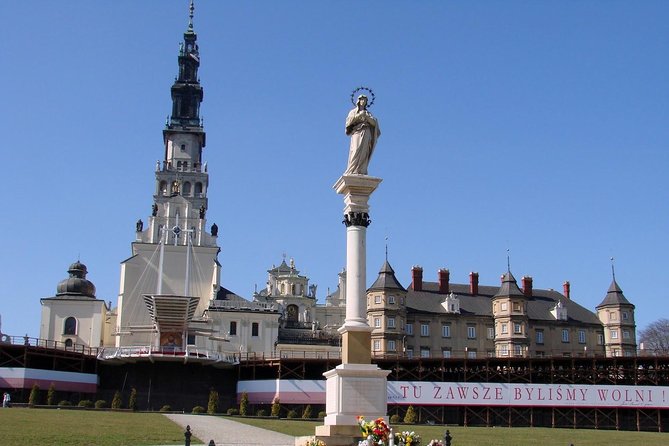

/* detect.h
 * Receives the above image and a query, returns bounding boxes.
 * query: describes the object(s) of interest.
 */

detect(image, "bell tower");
[116,1,221,348]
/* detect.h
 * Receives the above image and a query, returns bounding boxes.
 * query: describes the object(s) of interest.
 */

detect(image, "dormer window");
[551,300,568,321]
[441,292,460,314]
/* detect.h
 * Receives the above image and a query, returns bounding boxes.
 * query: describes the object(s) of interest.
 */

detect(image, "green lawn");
[0,409,667,446]
[0,408,186,446]
[232,417,669,446]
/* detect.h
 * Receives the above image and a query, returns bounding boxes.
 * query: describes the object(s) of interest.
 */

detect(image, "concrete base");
[323,363,390,426]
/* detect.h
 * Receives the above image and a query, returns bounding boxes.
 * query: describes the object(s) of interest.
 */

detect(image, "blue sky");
[1,1,667,339]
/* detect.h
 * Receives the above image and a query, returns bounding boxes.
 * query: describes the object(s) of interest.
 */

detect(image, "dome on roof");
[56,261,96,298]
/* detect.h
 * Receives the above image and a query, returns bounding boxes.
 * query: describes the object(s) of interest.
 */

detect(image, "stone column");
[309,174,390,446]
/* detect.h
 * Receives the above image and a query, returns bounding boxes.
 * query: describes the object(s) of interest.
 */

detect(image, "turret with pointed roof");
[367,260,407,357]
[596,278,636,357]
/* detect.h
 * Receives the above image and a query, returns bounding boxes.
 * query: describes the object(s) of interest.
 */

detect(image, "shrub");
[128,388,138,411]
[256,409,267,417]
[94,400,107,409]
[390,414,401,424]
[318,411,326,419]
[287,409,298,419]
[111,391,123,409]
[28,384,40,406]
[58,400,72,407]
[78,400,94,408]
[159,405,172,412]
[302,404,313,419]
[207,389,219,414]
[271,398,281,417]
[404,405,417,424]
[192,405,206,414]
[239,391,249,416]
[227,408,239,416]
[47,383,56,406]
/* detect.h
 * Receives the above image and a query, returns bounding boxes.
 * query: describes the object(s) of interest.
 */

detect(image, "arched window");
[182,182,191,196]
[159,181,167,196]
[251,322,259,337]
[64,317,77,335]
[194,182,203,196]
[229,321,237,336]
[64,339,73,348]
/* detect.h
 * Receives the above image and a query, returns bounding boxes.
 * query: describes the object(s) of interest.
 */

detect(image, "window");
[467,326,476,339]
[611,329,619,339]
[373,340,381,351]
[597,333,604,345]
[562,329,569,343]
[388,340,396,351]
[500,344,509,356]
[514,323,522,334]
[251,322,259,337]
[229,321,237,336]
[374,295,382,304]
[501,323,508,334]
[180,144,186,151]
[374,317,381,328]
[405,323,413,335]
[536,330,544,345]
[622,311,629,320]
[513,303,521,312]
[420,324,429,337]
[406,347,414,359]
[610,312,617,321]
[578,330,586,344]
[442,324,451,338]
[467,349,477,359]
[420,347,430,358]
[501,302,508,311]
[64,317,77,335]
[388,318,396,328]
[514,344,522,356]
[64,338,73,348]
[187,334,195,345]
[487,327,495,339]
[623,330,630,339]
[389,295,396,304]
[442,349,451,358]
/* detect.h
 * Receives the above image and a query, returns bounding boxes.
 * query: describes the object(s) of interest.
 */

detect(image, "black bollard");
[184,425,192,446]
[444,429,452,446]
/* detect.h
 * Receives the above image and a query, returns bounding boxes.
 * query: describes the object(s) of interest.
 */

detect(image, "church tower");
[115,1,221,349]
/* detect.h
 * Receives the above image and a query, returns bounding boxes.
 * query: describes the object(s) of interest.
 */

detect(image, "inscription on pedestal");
[342,378,385,412]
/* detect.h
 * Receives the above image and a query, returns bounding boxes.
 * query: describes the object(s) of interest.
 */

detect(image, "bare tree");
[639,318,669,355]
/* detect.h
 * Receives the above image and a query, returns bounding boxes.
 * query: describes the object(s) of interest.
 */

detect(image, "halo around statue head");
[350,86,375,108]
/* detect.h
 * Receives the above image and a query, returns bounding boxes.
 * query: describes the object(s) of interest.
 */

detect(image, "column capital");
[343,212,371,227]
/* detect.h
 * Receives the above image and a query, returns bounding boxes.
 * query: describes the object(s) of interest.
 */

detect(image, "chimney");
[563,281,571,299]
[521,276,533,297]
[411,265,423,292]
[438,268,450,294]
[469,272,479,295]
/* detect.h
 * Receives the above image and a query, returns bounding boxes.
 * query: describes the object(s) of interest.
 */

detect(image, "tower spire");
[188,0,195,31]
[610,257,616,281]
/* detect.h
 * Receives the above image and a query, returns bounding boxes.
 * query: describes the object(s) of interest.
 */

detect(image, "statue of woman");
[344,94,380,175]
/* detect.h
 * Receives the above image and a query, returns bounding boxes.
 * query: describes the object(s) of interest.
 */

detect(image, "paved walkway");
[163,414,296,446]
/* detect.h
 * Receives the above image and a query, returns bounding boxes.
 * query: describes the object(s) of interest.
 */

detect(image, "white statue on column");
[345,94,381,175]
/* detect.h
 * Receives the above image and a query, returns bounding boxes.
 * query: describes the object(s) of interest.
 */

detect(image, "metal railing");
[97,345,238,364]
[0,334,100,356]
